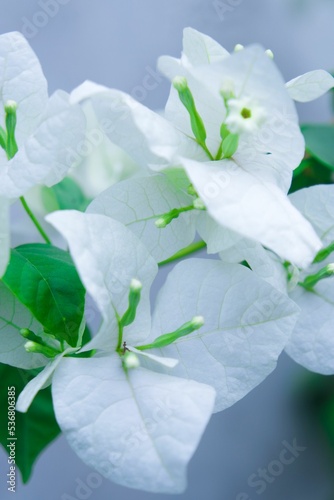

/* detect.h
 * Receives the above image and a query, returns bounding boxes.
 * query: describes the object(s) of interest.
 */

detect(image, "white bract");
[0,32,86,276]
[228,185,334,375]
[286,70,334,103]
[88,170,198,263]
[77,27,322,268]
[68,80,139,198]
[15,210,299,493]
[284,185,334,374]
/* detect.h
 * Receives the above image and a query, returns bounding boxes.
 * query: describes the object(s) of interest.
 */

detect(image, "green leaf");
[302,124,334,170]
[290,157,333,193]
[0,363,60,483]
[2,244,86,347]
[41,177,91,212]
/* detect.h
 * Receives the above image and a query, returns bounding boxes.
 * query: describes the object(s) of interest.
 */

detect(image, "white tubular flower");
[225,96,267,134]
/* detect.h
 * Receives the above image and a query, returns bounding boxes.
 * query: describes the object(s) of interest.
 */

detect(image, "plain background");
[1,1,334,499]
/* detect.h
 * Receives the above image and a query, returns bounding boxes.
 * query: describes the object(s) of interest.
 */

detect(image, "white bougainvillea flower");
[161,27,334,104]
[36,209,299,493]
[76,29,321,267]
[225,185,334,375]
[0,32,86,276]
[50,211,299,409]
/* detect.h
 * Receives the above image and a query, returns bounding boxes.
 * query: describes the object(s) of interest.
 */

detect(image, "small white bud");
[4,100,18,114]
[155,217,167,228]
[193,198,206,210]
[130,278,142,292]
[326,263,334,273]
[234,44,244,53]
[191,316,205,328]
[24,341,37,353]
[123,352,140,370]
[265,49,274,59]
[220,79,235,100]
[173,76,188,92]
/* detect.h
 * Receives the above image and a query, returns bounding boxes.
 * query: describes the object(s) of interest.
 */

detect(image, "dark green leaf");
[2,244,86,347]
[41,177,91,212]
[290,157,333,194]
[0,363,60,483]
[302,124,334,170]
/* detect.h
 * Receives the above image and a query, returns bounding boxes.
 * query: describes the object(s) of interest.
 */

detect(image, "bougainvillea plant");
[1,28,334,493]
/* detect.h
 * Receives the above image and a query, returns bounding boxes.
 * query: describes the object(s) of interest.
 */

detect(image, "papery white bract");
[52,356,215,494]
[286,70,334,103]
[150,258,300,412]
[68,81,139,198]
[286,185,334,374]
[228,184,334,375]
[0,32,86,276]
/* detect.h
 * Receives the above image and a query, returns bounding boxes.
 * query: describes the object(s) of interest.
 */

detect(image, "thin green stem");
[20,196,51,244]
[116,313,124,353]
[214,140,223,161]
[158,240,207,267]
[200,141,214,161]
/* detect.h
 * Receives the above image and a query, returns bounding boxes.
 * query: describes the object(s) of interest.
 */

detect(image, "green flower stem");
[215,140,224,161]
[116,313,124,353]
[313,241,334,264]
[299,264,334,290]
[20,196,51,244]
[201,142,214,161]
[158,240,207,267]
[155,204,198,228]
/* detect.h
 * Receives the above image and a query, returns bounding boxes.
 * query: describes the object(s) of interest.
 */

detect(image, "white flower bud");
[193,198,206,210]
[123,352,140,370]
[4,100,18,114]
[130,278,142,292]
[220,79,235,101]
[234,44,244,53]
[326,263,334,273]
[191,316,205,328]
[173,76,188,92]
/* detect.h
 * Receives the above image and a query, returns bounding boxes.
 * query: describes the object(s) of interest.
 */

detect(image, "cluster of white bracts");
[1,28,334,494]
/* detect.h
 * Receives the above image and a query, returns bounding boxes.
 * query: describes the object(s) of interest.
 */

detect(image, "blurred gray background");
[1,1,334,499]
